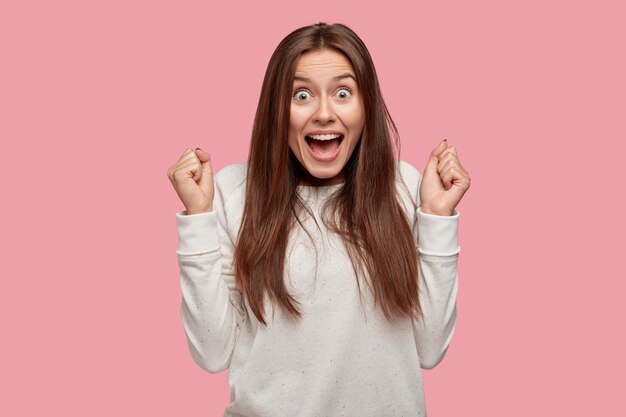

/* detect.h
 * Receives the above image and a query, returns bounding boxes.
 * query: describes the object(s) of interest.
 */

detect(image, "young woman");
[167,22,470,417]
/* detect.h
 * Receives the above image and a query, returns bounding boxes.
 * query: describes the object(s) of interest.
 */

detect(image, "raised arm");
[170,152,247,374]
[409,139,469,369]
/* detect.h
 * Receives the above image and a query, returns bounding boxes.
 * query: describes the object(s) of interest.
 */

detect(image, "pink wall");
[1,0,624,415]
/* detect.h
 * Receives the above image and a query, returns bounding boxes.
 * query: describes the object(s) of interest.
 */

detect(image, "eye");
[336,88,352,99]
[293,89,311,101]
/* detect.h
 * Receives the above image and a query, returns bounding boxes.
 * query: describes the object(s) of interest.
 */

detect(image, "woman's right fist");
[167,148,214,215]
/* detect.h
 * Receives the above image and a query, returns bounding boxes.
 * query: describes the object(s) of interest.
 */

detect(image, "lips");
[305,134,344,154]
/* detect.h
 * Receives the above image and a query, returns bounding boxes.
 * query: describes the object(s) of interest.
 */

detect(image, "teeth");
[307,133,342,141]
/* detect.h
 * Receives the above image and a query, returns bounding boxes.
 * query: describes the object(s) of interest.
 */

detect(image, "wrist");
[420,205,453,216]
[185,206,213,215]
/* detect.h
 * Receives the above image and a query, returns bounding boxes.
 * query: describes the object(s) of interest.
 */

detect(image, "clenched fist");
[420,139,471,216]
[167,148,214,215]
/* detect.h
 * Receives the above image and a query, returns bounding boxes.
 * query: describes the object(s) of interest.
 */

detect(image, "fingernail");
[195,147,202,151]
[443,138,447,142]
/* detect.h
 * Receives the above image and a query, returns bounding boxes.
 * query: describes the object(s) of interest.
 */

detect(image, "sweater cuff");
[175,210,219,255]
[416,207,460,256]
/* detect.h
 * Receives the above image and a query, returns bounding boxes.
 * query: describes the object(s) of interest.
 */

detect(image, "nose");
[313,95,335,123]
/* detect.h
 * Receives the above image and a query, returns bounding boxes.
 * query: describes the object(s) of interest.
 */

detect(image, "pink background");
[2,0,624,415]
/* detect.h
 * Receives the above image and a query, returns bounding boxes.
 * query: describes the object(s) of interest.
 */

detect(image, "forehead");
[294,49,355,77]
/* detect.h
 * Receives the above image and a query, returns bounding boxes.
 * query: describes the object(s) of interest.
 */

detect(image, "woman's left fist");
[419,139,471,216]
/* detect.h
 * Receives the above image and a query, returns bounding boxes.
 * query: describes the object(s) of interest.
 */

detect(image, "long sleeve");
[175,171,247,374]
[411,206,460,370]
[393,157,462,371]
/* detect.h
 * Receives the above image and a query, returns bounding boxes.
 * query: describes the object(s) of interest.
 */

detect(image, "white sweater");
[175,160,460,417]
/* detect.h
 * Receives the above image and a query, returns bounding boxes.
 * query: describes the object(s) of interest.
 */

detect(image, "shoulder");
[398,159,421,182]
[214,161,247,183]
[395,159,422,210]
[397,160,422,193]
[214,162,248,204]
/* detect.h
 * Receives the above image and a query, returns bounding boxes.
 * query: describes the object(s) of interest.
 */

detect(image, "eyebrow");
[294,73,357,83]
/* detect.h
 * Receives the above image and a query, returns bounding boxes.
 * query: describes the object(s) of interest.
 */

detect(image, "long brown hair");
[233,22,421,326]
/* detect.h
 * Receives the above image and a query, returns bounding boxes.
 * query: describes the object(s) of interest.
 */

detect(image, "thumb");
[194,148,214,194]
[424,139,448,176]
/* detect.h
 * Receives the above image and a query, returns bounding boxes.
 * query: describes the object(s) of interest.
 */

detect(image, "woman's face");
[288,48,365,186]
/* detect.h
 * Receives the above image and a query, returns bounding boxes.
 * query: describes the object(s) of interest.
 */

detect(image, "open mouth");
[305,134,344,156]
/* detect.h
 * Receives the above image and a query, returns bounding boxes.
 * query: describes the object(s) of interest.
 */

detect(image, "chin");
[309,166,342,178]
